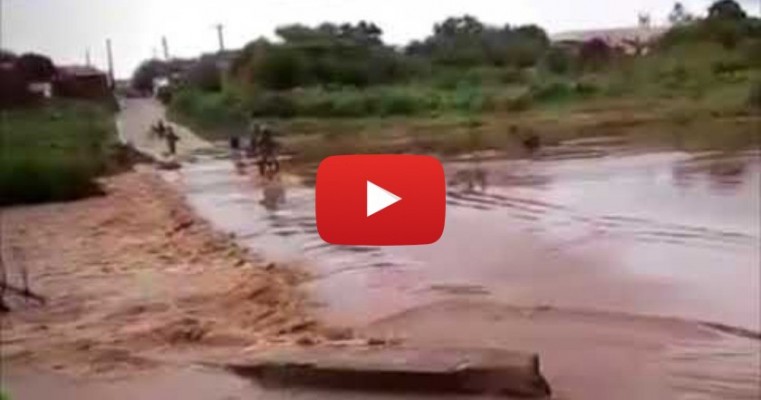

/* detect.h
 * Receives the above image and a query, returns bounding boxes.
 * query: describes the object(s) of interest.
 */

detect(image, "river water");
[172,147,760,332]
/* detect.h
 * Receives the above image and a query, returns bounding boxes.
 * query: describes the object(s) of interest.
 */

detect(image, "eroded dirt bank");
[0,170,328,378]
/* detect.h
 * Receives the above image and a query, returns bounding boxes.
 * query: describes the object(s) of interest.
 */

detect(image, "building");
[54,65,111,99]
[552,26,668,55]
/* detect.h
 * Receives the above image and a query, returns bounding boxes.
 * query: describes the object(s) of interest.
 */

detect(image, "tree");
[14,53,56,82]
[409,16,549,67]
[131,59,169,92]
[185,57,222,92]
[234,22,404,88]
[338,21,383,46]
[256,47,308,90]
[708,0,747,20]
[545,46,572,74]
[668,2,694,25]
[579,38,611,70]
[433,15,485,37]
[276,21,384,47]
[0,50,17,63]
[514,25,550,47]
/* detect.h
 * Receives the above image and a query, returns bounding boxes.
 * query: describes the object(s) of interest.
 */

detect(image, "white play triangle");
[366,180,401,217]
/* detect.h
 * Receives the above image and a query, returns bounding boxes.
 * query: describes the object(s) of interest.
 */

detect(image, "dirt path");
[116,98,212,160]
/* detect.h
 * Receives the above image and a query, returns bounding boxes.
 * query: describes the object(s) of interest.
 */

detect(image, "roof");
[57,65,106,77]
[551,26,668,45]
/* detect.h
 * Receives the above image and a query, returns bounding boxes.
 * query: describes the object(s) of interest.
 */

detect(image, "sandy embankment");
[0,170,339,376]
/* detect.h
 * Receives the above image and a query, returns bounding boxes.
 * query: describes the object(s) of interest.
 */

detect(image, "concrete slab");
[222,346,551,398]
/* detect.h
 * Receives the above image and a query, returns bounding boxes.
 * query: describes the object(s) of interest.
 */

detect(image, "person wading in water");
[509,125,541,156]
[151,119,167,140]
[164,124,180,156]
[246,121,260,159]
[257,125,280,178]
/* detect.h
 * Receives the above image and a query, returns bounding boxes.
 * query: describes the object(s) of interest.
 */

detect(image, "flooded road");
[173,148,760,332]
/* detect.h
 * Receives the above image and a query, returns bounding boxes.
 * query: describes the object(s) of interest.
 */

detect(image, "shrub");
[579,38,612,71]
[748,80,761,111]
[156,85,172,104]
[574,80,599,96]
[658,64,690,89]
[530,81,573,102]
[15,53,56,82]
[185,57,222,92]
[170,89,245,126]
[0,101,115,205]
[132,59,168,92]
[711,60,746,74]
[742,38,761,67]
[256,48,308,90]
[545,47,572,74]
[498,67,526,84]
[249,92,297,118]
[503,91,532,111]
[377,91,419,116]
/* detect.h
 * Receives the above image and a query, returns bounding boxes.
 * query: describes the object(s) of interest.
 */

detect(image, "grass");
[313,115,756,156]
[0,100,117,206]
[173,41,759,122]
[168,41,761,163]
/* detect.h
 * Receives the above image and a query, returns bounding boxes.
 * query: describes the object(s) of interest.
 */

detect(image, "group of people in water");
[150,117,540,183]
[150,118,281,178]
[230,121,281,178]
[151,120,180,156]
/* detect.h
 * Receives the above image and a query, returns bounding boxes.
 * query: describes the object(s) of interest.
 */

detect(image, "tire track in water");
[445,188,758,250]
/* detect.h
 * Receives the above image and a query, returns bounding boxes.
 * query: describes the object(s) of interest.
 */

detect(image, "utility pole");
[214,23,225,52]
[85,48,91,66]
[106,39,115,88]
[161,36,170,60]
[0,0,4,52]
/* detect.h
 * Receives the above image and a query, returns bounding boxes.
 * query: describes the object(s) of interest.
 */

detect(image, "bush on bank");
[1,101,116,205]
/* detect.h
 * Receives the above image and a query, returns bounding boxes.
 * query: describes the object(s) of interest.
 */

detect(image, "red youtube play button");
[316,155,446,246]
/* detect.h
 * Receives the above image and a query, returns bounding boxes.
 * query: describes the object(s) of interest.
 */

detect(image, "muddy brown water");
[7,144,757,400]
[170,147,760,333]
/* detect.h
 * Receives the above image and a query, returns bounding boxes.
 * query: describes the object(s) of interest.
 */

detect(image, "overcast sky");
[1,0,758,78]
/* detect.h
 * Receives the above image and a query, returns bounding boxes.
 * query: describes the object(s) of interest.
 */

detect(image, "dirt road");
[116,98,212,159]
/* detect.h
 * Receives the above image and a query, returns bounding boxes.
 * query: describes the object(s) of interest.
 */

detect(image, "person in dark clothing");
[246,123,260,159]
[165,125,179,155]
[522,134,541,154]
[509,125,541,156]
[229,135,240,151]
[256,126,280,177]
[152,120,167,140]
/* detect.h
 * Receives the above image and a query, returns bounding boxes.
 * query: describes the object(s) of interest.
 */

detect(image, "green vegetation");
[152,0,760,155]
[0,101,117,205]
[0,52,57,108]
